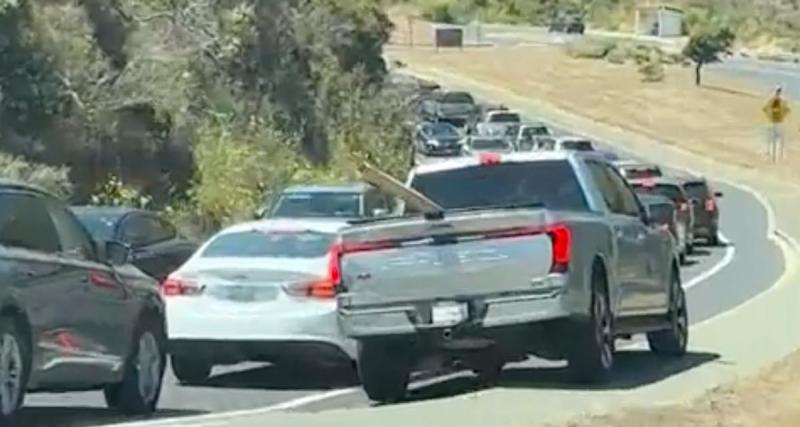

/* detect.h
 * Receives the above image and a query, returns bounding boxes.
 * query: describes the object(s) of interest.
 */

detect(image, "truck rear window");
[410,161,589,212]
[488,113,521,123]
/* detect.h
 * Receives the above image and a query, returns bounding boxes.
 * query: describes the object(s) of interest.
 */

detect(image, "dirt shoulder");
[386,34,800,427]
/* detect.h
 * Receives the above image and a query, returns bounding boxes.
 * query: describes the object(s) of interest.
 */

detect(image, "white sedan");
[163,219,356,383]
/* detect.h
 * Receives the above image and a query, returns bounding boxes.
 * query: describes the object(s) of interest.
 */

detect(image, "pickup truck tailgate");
[338,209,556,307]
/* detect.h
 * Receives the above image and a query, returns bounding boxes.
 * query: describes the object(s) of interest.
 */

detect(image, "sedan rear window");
[648,203,674,225]
[622,166,662,179]
[488,112,521,123]
[410,160,589,212]
[469,138,511,151]
[440,92,474,104]
[634,184,684,203]
[202,230,334,258]
[559,140,594,151]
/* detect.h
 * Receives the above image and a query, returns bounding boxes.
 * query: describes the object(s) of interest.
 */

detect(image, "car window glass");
[602,165,642,216]
[46,199,96,261]
[683,182,709,200]
[0,193,60,254]
[122,214,173,247]
[586,161,620,213]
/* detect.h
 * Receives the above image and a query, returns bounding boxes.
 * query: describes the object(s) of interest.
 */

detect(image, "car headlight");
[427,139,440,146]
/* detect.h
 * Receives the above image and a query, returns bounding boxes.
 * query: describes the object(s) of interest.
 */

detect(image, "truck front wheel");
[357,340,411,403]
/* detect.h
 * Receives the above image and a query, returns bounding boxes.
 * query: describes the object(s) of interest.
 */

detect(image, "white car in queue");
[163,219,356,383]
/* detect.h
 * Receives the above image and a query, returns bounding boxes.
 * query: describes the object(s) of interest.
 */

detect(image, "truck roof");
[411,151,601,176]
[282,183,372,194]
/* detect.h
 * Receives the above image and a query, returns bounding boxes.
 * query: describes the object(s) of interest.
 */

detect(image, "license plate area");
[431,302,468,326]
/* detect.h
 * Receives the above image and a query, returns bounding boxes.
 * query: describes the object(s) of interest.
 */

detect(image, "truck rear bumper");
[338,276,570,338]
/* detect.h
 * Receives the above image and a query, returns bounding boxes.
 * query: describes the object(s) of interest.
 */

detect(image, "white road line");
[684,233,735,290]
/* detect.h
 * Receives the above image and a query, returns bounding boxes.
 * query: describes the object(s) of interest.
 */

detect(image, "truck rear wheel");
[647,269,688,356]
[357,340,410,403]
[566,269,614,384]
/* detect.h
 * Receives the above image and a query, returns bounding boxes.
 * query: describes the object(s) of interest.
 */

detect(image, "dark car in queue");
[414,121,463,156]
[72,207,198,283]
[630,177,696,257]
[639,193,684,264]
[260,183,396,220]
[0,181,166,422]
[549,13,586,34]
[679,176,724,246]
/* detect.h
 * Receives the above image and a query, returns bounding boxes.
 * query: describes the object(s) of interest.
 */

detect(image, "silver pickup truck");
[337,152,684,403]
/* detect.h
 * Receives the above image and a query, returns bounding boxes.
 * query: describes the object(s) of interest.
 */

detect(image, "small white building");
[635,5,685,38]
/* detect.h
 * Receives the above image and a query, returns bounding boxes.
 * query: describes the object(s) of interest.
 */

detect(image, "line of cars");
[0,85,725,419]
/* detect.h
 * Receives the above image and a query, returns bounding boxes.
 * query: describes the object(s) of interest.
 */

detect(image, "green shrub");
[0,153,72,198]
[565,39,617,59]
[90,175,152,208]
[606,44,631,64]
[420,0,457,23]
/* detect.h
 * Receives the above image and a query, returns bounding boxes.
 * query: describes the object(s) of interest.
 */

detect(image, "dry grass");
[387,43,800,183]
[386,17,800,427]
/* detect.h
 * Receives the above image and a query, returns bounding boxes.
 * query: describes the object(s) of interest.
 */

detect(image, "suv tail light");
[677,198,689,212]
[479,152,501,165]
[161,274,203,297]
[704,198,717,212]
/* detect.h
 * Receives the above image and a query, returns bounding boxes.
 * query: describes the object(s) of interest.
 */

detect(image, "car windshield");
[202,230,334,258]
[426,123,459,137]
[73,214,118,241]
[559,140,594,151]
[469,138,510,150]
[623,166,662,179]
[440,92,474,104]
[488,112,521,123]
[683,181,709,200]
[410,160,589,211]
[270,192,361,218]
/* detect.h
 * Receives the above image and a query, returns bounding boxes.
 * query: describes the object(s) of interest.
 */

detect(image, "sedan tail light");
[161,274,203,297]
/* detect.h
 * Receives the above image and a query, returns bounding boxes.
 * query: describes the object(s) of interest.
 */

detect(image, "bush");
[565,39,617,59]
[0,153,72,198]
[420,0,457,23]
[90,175,152,208]
[639,52,666,82]
[606,44,631,64]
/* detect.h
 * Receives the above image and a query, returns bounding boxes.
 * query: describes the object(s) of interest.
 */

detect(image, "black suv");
[0,181,166,422]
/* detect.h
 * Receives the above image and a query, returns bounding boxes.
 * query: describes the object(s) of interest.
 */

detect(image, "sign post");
[762,92,791,162]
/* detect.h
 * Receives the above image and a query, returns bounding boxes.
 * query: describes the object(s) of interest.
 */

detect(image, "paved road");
[20,136,782,427]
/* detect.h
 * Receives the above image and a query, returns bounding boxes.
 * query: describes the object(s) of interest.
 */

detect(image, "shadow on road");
[402,350,720,404]
[190,364,358,391]
[19,407,204,427]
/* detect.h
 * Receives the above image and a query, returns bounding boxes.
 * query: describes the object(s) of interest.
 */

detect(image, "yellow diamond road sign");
[764,97,791,124]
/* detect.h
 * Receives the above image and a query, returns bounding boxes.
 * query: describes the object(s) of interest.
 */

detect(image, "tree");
[683,25,735,86]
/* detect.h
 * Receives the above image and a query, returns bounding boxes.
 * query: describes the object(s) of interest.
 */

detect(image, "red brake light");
[547,224,571,273]
[161,275,203,297]
[704,198,716,212]
[479,152,501,165]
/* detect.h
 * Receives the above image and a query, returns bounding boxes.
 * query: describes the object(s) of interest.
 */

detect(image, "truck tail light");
[704,198,717,212]
[479,152,501,165]
[161,274,203,297]
[547,224,571,273]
